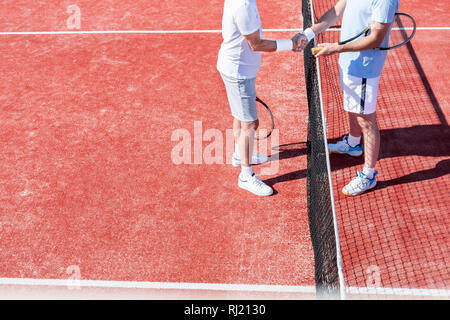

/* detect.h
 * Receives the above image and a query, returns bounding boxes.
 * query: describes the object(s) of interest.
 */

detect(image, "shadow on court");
[265,124,450,189]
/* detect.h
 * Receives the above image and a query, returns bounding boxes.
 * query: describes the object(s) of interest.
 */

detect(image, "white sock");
[347,134,361,148]
[241,165,253,178]
[234,143,240,159]
[362,167,375,179]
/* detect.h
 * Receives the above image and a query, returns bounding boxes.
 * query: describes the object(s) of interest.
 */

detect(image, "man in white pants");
[298,0,398,196]
[217,0,305,196]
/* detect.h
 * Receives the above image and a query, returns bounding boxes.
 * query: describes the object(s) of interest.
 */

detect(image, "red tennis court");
[313,0,449,298]
[0,0,448,299]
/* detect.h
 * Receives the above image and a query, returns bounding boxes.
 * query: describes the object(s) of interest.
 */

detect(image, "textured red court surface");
[0,0,315,294]
[0,0,301,32]
[314,0,449,295]
[0,0,448,299]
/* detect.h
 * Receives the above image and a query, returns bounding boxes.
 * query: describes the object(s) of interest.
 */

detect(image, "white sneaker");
[328,136,363,157]
[342,171,378,196]
[232,153,269,167]
[238,173,273,196]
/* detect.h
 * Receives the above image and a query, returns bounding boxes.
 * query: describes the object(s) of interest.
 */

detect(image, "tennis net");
[302,0,345,300]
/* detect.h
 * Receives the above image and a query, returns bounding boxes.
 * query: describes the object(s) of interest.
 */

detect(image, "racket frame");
[255,96,275,140]
[375,13,417,51]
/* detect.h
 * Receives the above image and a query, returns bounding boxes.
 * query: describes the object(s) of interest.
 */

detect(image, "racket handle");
[311,47,322,55]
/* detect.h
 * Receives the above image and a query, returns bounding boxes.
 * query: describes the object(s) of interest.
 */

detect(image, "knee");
[357,114,378,130]
[241,119,259,131]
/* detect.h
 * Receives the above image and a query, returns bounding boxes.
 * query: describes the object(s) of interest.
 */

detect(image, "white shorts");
[220,72,258,122]
[340,70,381,115]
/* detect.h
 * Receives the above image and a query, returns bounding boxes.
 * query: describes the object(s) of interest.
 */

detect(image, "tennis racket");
[255,96,275,140]
[312,13,416,55]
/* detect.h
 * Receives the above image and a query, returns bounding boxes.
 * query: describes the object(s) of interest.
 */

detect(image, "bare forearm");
[311,8,340,34]
[313,9,391,57]
[248,39,277,52]
[244,29,295,52]
[339,34,384,53]
[311,0,346,35]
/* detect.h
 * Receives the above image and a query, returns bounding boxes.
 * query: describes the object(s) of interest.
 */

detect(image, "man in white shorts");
[298,0,398,196]
[217,0,305,196]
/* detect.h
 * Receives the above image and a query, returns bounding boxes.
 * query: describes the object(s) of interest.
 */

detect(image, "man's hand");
[313,43,342,57]
[291,33,308,52]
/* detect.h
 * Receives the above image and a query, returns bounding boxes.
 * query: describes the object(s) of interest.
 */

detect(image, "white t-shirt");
[217,0,262,79]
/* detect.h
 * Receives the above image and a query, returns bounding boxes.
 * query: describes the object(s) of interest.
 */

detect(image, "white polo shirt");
[217,0,263,79]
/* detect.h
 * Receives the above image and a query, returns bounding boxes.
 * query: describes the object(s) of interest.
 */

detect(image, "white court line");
[0,278,315,294]
[0,27,448,35]
[327,27,450,31]
[0,278,449,298]
[0,28,298,35]
[347,286,450,298]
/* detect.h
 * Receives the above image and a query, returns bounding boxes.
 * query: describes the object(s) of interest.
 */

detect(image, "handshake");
[290,33,310,52]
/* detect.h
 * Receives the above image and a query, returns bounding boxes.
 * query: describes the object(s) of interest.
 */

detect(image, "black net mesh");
[302,0,342,299]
